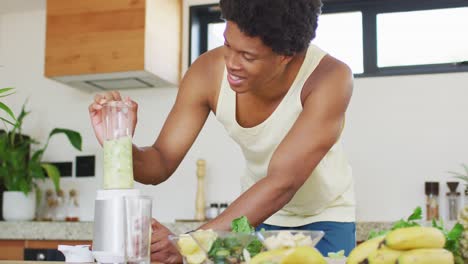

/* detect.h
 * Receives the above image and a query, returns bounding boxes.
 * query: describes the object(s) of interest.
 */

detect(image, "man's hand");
[151,219,183,264]
[88,91,138,146]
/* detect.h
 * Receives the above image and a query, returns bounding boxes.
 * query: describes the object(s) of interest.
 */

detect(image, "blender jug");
[102,101,135,189]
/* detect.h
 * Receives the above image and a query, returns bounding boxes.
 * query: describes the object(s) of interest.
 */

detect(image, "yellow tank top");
[215,44,355,226]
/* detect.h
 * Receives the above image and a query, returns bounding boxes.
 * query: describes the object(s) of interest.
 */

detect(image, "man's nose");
[225,50,242,70]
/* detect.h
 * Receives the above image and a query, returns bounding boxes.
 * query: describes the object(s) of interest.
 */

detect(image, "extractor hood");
[44,0,181,92]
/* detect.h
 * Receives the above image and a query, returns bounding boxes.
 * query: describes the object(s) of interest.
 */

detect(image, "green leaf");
[0,101,16,121]
[0,116,15,126]
[454,175,468,183]
[368,230,389,240]
[48,128,82,151]
[41,163,60,192]
[407,206,422,221]
[246,239,263,257]
[0,87,14,94]
[231,216,254,233]
[462,163,468,176]
[0,92,14,98]
[447,223,463,241]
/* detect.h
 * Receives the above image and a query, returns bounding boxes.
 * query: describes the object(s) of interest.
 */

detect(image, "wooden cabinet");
[44,0,182,91]
[0,240,91,260]
[0,240,24,260]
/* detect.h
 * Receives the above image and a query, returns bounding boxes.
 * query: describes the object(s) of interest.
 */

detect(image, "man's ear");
[279,55,294,65]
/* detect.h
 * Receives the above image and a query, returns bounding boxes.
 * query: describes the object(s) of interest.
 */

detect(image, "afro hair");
[220,0,322,56]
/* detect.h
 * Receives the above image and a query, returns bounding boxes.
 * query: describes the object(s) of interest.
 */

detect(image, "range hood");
[44,0,181,92]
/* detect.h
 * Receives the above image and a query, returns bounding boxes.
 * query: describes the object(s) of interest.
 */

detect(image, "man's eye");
[243,54,255,62]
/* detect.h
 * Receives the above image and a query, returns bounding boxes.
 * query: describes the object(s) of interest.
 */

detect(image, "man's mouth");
[227,72,245,87]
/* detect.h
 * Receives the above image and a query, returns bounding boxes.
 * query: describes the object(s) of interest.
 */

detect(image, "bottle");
[219,203,228,214]
[43,189,56,221]
[446,182,460,221]
[194,159,206,221]
[54,189,66,221]
[205,203,219,220]
[66,189,80,222]
[425,182,439,221]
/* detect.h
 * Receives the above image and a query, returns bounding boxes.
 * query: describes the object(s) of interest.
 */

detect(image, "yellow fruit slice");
[250,248,290,264]
[280,246,326,264]
[191,229,218,251]
[186,250,206,264]
[177,235,199,256]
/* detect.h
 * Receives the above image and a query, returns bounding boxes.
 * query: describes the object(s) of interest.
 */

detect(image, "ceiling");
[0,0,46,15]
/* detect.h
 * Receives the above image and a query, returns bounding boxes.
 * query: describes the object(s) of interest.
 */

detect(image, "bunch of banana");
[459,205,468,259]
[347,226,454,264]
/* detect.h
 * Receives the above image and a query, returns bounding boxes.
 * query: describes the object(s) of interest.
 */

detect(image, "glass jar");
[102,101,135,189]
[446,182,460,221]
[66,189,80,222]
[54,189,66,221]
[205,203,219,220]
[425,182,439,221]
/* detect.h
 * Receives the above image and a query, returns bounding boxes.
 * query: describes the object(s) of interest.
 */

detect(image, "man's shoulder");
[301,55,353,102]
[180,47,225,109]
[189,47,225,78]
[314,55,352,82]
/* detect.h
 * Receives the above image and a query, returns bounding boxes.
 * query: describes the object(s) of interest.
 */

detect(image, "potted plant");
[0,101,82,221]
[448,164,468,261]
[0,87,16,220]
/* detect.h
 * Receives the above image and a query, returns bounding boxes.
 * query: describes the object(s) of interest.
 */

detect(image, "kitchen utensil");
[125,195,152,264]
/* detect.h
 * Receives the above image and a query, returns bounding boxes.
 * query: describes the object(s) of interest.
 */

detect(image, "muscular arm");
[133,51,223,185]
[200,59,353,230]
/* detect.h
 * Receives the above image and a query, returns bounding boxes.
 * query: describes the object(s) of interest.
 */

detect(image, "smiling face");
[223,21,292,94]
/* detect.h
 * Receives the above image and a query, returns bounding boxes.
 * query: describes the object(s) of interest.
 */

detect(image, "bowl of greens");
[191,230,259,264]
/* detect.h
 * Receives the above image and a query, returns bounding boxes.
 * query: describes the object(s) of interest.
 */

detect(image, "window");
[376,7,468,67]
[189,0,468,77]
[313,11,364,74]
[207,22,225,51]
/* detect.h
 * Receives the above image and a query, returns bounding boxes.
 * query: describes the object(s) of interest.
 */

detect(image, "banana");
[346,235,385,264]
[384,226,445,250]
[397,248,454,264]
[366,246,403,264]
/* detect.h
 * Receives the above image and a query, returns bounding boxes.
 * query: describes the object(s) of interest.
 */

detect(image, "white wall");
[1,6,467,223]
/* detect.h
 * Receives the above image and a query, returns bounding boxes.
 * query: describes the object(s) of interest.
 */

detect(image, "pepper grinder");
[446,182,460,221]
[195,159,206,221]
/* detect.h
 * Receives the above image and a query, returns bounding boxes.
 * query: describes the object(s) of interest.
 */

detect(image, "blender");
[92,101,152,264]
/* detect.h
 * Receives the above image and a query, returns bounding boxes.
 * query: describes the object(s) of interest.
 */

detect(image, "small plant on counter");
[0,87,16,125]
[0,101,82,194]
[448,164,468,261]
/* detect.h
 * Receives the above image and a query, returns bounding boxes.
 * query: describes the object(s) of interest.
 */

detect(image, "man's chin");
[229,84,250,94]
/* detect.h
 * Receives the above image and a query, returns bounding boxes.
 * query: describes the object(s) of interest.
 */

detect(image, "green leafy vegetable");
[231,216,263,257]
[231,216,255,233]
[432,218,464,264]
[246,239,263,257]
[368,207,423,240]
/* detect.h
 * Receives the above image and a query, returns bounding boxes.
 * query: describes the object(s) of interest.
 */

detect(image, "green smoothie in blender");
[102,101,135,189]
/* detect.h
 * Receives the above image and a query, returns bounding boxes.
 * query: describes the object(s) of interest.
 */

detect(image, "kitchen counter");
[0,220,397,242]
[0,260,162,264]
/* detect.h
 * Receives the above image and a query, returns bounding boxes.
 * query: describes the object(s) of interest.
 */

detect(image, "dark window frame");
[189,0,468,78]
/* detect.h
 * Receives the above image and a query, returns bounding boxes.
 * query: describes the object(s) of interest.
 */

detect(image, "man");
[89,0,355,262]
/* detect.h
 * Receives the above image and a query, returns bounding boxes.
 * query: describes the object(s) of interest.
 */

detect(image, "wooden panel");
[45,0,145,76]
[25,240,92,249]
[0,240,25,260]
[47,0,145,15]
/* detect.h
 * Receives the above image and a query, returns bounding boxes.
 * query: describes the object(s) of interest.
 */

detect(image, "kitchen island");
[0,220,395,242]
